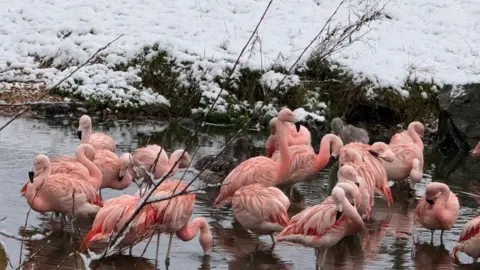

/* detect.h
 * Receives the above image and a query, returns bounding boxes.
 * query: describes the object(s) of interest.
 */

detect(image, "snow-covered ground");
[0,0,479,112]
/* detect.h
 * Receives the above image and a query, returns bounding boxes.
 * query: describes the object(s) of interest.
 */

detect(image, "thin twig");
[0,231,28,242]
[14,240,52,270]
[0,34,124,133]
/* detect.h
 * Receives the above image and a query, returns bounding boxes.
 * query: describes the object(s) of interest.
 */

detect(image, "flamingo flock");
[18,109,480,269]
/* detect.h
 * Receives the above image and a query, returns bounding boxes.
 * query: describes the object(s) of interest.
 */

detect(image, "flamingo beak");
[329,153,338,164]
[426,199,434,204]
[118,171,124,181]
[336,210,342,220]
[295,122,301,133]
[28,171,34,183]
[369,150,379,157]
[355,182,360,187]
[77,130,82,140]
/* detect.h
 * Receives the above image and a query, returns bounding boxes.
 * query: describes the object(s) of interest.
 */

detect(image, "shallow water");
[1,116,480,270]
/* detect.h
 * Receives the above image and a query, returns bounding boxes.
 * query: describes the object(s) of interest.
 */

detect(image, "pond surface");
[1,116,480,270]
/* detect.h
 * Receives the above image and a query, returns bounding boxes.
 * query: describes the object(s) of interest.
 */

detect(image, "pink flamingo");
[339,142,394,207]
[453,216,480,263]
[276,186,364,269]
[145,179,213,265]
[21,144,103,195]
[23,154,103,219]
[213,108,298,207]
[389,121,425,151]
[93,151,134,191]
[231,183,290,244]
[265,116,310,158]
[414,182,459,244]
[131,145,191,182]
[81,194,158,252]
[49,144,103,190]
[337,165,369,218]
[77,115,116,152]
[371,124,424,189]
[270,134,343,186]
[471,141,480,158]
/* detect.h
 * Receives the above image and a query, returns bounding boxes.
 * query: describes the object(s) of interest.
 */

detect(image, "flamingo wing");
[458,216,480,243]
[213,157,277,206]
[233,185,290,227]
[277,202,343,245]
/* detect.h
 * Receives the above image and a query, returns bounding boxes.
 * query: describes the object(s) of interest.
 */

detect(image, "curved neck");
[275,121,291,183]
[314,136,331,172]
[76,148,102,190]
[176,218,202,241]
[408,124,423,150]
[434,185,451,207]
[342,198,364,230]
[287,127,310,145]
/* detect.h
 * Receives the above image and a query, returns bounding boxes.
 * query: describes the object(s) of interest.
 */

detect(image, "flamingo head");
[277,107,300,132]
[337,165,361,188]
[269,117,278,135]
[471,141,480,158]
[331,186,346,213]
[119,153,133,180]
[369,142,395,162]
[409,121,425,137]
[170,149,191,169]
[424,182,447,205]
[77,115,92,139]
[330,117,344,135]
[30,154,50,183]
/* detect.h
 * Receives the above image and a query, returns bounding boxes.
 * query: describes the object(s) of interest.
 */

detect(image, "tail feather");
[20,182,28,196]
[381,186,393,206]
[81,224,103,251]
[92,193,103,207]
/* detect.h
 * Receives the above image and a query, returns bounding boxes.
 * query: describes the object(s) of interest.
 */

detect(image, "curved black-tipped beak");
[118,174,124,181]
[355,182,360,187]
[295,122,301,133]
[77,130,82,140]
[328,155,338,164]
[28,171,34,183]
[426,199,434,205]
[336,210,342,220]
[369,150,379,157]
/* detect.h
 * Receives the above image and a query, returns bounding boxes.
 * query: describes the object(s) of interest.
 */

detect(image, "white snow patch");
[30,233,46,240]
[450,85,467,99]
[0,0,478,108]
[294,108,325,122]
[260,71,300,91]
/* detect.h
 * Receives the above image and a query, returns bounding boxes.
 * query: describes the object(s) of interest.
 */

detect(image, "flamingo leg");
[155,233,161,268]
[440,230,444,245]
[315,248,327,270]
[60,214,65,230]
[129,246,133,256]
[430,230,434,244]
[165,233,174,266]
[270,234,275,245]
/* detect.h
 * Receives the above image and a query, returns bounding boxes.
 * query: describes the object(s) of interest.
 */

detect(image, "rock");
[437,84,480,150]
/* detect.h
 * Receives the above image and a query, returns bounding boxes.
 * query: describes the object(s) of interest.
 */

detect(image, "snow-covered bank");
[0,0,477,119]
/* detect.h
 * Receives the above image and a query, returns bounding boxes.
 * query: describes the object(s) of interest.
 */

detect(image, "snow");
[0,0,479,108]
[294,108,325,122]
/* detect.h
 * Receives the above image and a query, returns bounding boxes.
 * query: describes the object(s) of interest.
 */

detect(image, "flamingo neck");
[175,217,212,254]
[76,148,102,190]
[314,137,331,172]
[275,121,291,184]
[408,123,423,150]
[81,126,93,144]
[434,185,451,208]
[342,197,364,232]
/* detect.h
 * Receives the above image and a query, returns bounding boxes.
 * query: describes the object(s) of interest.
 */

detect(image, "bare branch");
[0,34,124,133]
